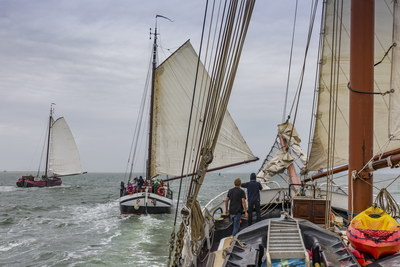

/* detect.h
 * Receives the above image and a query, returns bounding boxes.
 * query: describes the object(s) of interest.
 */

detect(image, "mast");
[278,134,300,189]
[147,19,158,180]
[44,103,55,178]
[146,15,173,180]
[348,0,374,216]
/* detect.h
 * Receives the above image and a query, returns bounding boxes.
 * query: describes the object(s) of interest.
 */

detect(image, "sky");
[0,0,322,173]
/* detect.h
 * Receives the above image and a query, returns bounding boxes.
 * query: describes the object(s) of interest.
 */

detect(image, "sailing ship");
[16,104,85,187]
[167,0,400,266]
[119,16,257,215]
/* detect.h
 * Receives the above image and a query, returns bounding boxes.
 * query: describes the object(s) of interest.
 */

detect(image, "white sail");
[49,117,83,176]
[308,0,400,171]
[390,1,400,139]
[150,41,256,178]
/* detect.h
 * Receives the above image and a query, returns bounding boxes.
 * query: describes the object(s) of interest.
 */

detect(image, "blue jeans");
[230,214,241,236]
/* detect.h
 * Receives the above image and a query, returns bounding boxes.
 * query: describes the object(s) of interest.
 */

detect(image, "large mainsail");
[308,0,400,171]
[49,117,83,176]
[150,41,256,178]
[390,1,400,138]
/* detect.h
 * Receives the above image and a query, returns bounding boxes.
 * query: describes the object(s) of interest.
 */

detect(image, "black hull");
[120,205,171,214]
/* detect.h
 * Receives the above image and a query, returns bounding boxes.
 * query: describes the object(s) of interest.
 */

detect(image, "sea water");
[0,172,244,266]
[0,172,399,266]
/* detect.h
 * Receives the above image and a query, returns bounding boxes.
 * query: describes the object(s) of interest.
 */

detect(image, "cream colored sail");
[390,1,400,139]
[49,117,83,176]
[150,41,256,178]
[308,0,400,171]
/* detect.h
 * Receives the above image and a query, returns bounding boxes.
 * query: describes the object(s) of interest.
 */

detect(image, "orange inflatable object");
[347,207,400,259]
[348,244,374,266]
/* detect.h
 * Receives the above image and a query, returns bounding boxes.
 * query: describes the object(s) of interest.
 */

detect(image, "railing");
[204,190,229,210]
[204,181,285,211]
[318,182,348,194]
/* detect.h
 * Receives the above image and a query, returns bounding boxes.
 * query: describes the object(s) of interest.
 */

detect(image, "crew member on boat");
[120,181,125,197]
[225,178,248,236]
[138,176,144,192]
[153,180,161,193]
[241,173,262,226]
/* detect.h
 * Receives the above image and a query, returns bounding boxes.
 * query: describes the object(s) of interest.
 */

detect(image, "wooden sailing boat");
[119,17,257,214]
[168,0,400,266]
[16,104,85,187]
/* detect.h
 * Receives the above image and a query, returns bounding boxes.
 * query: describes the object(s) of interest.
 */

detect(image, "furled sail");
[150,41,256,178]
[258,122,306,180]
[49,117,83,176]
[308,0,400,171]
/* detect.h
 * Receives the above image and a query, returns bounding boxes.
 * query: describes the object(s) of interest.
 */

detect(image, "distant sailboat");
[16,104,85,187]
[119,16,257,214]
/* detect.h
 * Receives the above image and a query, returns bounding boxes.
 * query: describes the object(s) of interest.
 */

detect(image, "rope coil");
[374,188,400,219]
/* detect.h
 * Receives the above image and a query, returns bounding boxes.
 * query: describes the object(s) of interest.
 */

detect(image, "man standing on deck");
[225,178,248,236]
[241,173,262,226]
[138,176,144,191]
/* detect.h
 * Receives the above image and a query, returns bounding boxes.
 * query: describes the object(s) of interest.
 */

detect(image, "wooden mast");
[147,20,158,180]
[44,103,54,179]
[348,0,374,216]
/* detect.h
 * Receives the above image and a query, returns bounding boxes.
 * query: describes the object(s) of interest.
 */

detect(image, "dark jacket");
[241,173,262,203]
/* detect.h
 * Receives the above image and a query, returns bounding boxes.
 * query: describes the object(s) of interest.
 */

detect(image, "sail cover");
[308,0,400,171]
[150,41,256,177]
[49,117,83,176]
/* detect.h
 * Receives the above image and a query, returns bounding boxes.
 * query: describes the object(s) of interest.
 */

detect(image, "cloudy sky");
[0,0,321,173]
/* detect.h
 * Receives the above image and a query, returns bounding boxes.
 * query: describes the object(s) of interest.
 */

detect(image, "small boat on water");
[119,15,257,215]
[16,104,85,187]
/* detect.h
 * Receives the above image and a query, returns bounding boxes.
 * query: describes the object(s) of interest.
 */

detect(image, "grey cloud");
[1,0,319,173]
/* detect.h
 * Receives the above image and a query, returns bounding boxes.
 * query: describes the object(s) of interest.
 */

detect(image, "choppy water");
[0,172,241,267]
[1,171,399,266]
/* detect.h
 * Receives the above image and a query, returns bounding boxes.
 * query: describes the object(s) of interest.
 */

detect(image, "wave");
[0,238,35,252]
[0,186,18,193]
[0,217,14,225]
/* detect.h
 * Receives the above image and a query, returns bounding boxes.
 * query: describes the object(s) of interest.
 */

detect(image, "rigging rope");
[282,0,298,122]
[347,82,394,96]
[168,0,210,263]
[374,187,400,219]
[168,0,256,265]
[306,0,326,163]
[325,0,343,227]
[374,43,396,66]
[36,121,49,177]
[287,0,319,145]
[124,44,153,181]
